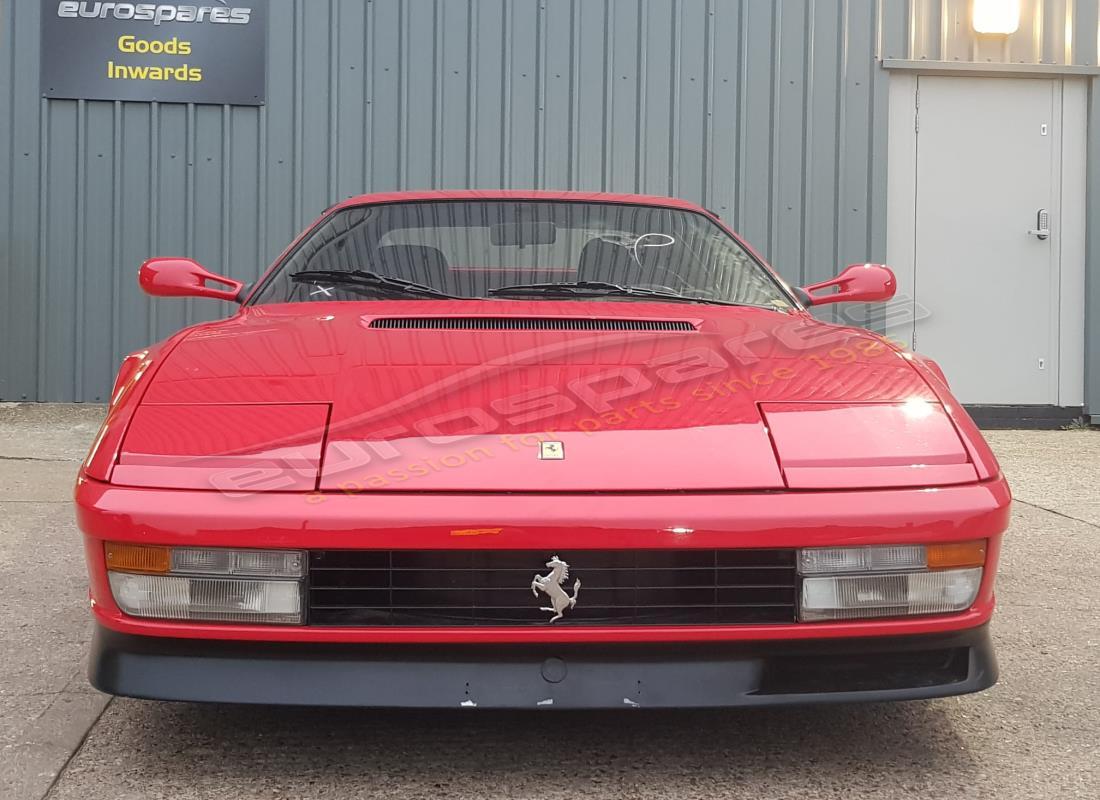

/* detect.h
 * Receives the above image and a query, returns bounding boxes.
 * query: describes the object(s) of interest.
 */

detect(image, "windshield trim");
[244,199,802,310]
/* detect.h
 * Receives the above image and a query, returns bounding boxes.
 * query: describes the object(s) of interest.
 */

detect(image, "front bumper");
[89,623,996,709]
[77,477,1010,644]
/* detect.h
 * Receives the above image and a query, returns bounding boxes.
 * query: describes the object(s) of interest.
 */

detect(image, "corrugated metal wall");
[0,0,1085,403]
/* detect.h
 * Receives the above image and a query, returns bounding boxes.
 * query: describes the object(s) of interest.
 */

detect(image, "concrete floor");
[1,403,1097,800]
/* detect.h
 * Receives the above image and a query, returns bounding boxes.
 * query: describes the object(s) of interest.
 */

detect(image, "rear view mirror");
[139,257,245,303]
[800,263,896,306]
[490,222,557,247]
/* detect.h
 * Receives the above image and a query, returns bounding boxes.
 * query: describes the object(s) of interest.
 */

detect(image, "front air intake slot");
[368,317,696,331]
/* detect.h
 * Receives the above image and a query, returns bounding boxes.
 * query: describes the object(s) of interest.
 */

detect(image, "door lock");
[1028,208,1050,240]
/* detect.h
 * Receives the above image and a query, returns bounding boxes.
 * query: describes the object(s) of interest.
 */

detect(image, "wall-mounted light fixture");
[972,0,1021,34]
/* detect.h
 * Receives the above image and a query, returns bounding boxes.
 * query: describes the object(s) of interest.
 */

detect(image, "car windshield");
[250,200,794,309]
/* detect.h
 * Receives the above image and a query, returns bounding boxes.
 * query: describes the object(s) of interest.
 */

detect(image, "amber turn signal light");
[104,542,170,574]
[926,539,986,570]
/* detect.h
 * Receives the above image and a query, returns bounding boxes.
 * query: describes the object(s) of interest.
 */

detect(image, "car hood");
[117,300,981,492]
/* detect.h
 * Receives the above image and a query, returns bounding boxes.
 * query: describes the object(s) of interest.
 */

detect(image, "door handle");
[1028,208,1050,240]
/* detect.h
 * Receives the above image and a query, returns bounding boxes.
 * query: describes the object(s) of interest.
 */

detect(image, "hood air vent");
[368,317,695,332]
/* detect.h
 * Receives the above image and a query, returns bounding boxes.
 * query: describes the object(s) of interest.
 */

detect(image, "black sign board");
[41,1,266,105]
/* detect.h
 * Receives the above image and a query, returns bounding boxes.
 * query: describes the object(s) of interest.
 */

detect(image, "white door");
[912,76,1059,405]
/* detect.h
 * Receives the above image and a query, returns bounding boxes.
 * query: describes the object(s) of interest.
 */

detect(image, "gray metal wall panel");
[3,0,1092,403]
[1088,75,1100,420]
[1078,0,1100,66]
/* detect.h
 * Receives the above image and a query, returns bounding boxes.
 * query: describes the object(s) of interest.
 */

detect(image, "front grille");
[368,317,696,331]
[307,550,797,626]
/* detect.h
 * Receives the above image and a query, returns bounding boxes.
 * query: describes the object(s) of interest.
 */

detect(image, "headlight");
[798,544,926,575]
[104,543,305,624]
[797,541,985,622]
[169,547,304,578]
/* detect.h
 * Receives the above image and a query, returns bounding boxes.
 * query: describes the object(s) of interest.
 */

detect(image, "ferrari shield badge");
[531,556,581,622]
[538,441,564,460]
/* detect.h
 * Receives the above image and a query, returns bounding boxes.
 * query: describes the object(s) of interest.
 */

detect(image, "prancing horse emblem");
[531,556,581,622]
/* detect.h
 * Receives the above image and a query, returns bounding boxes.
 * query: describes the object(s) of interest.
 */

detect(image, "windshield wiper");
[290,269,462,300]
[488,280,764,308]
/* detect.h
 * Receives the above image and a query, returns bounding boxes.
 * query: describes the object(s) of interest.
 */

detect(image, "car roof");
[331,189,711,214]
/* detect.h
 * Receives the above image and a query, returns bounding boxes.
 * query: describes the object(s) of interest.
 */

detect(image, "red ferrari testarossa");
[76,191,1008,708]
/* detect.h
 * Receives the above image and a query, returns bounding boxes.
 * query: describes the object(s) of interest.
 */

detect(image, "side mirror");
[139,257,245,303]
[800,263,896,306]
